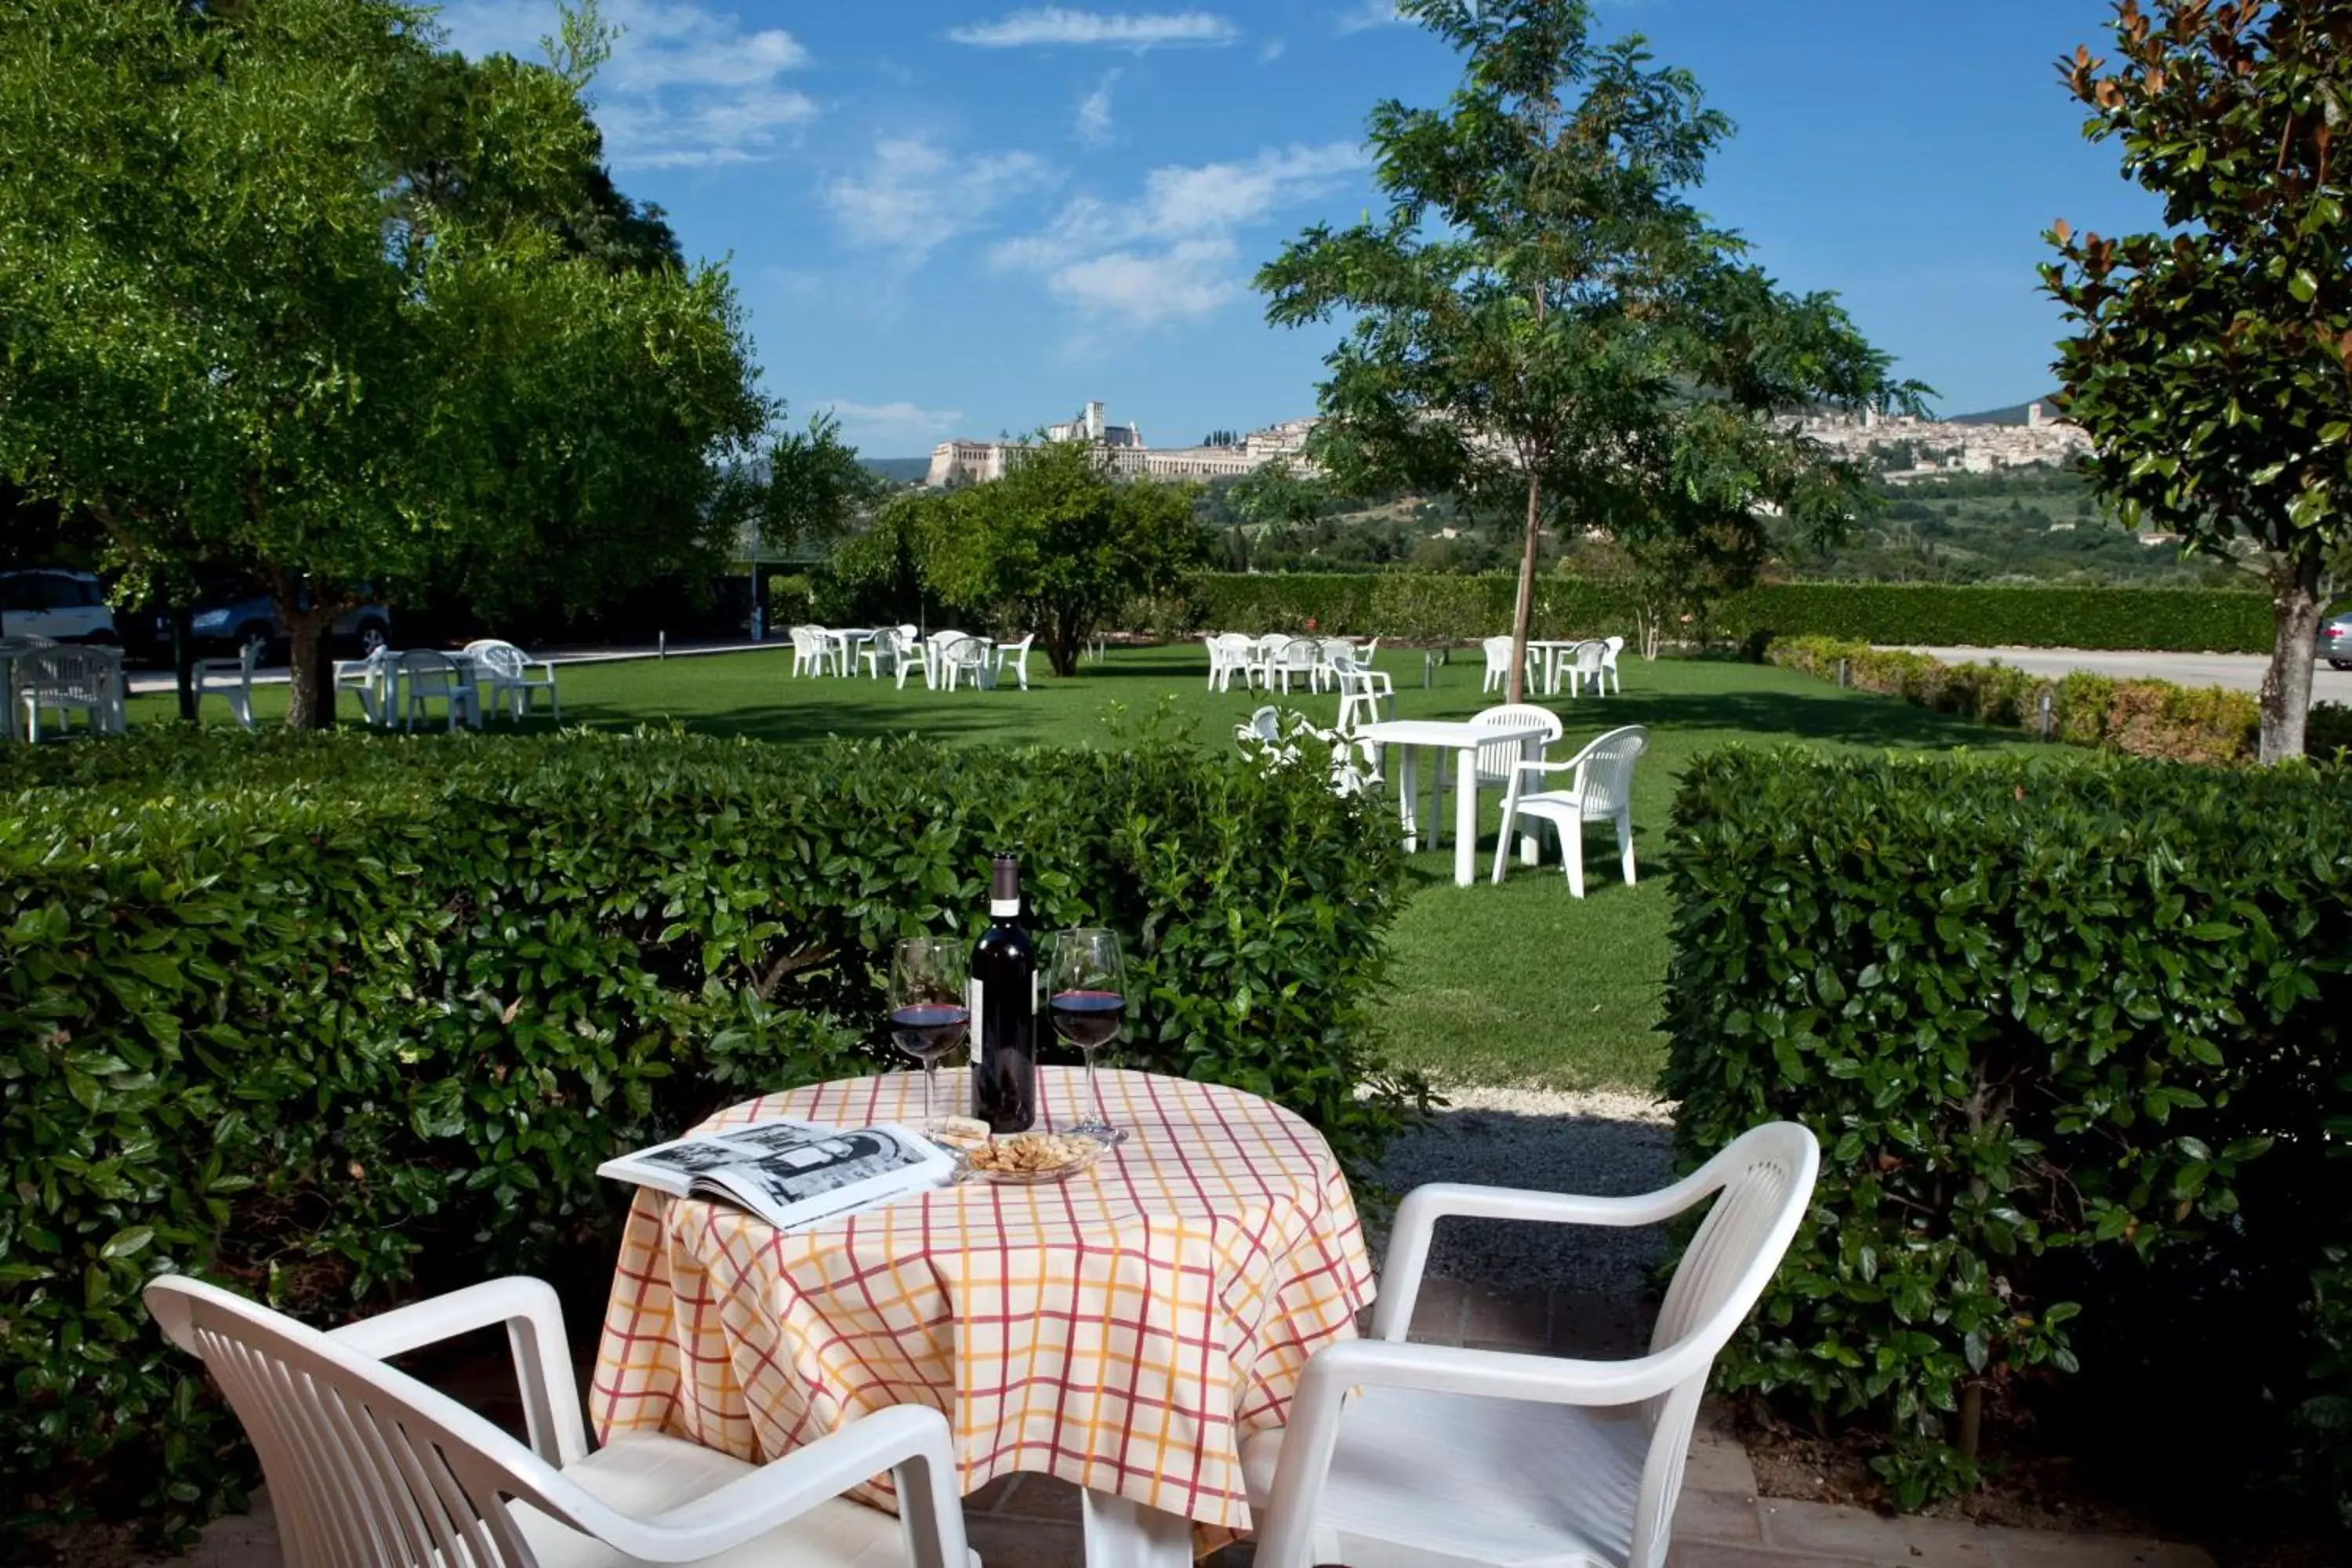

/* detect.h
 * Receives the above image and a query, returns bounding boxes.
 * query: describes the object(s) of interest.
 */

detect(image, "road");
[1901,646,2352,706]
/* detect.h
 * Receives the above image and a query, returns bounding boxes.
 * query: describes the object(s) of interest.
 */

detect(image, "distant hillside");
[860,456,931,485]
[1947,397,2062,426]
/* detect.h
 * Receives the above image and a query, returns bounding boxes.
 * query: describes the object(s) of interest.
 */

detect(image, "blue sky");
[433,1,2164,456]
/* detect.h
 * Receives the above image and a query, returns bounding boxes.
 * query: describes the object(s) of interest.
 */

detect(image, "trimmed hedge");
[0,726,1418,1546]
[1186,572,2273,652]
[1664,748,2352,1516]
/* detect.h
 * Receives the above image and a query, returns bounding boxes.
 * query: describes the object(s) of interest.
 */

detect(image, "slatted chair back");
[1469,702,1562,785]
[1569,724,1648,819]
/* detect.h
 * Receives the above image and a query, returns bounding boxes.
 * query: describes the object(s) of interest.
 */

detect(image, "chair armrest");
[329,1276,587,1465]
[1371,1180,1716,1341]
[593,1406,967,1568]
[1251,1338,1700,1568]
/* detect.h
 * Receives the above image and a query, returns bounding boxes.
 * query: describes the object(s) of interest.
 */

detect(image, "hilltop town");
[1790,402,2092,481]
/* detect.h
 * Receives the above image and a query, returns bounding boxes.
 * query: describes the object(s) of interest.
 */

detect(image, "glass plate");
[956,1135,1106,1185]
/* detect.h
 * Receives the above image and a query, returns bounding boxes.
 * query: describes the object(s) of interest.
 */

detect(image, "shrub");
[1765,634,2262,764]
[0,726,1419,1546]
[1185,573,2272,652]
[1663,748,2352,1515]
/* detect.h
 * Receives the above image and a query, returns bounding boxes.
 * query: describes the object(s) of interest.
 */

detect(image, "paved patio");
[152,1276,2212,1568]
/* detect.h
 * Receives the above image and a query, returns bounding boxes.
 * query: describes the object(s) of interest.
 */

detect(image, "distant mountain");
[1947,397,2062,427]
[860,456,931,485]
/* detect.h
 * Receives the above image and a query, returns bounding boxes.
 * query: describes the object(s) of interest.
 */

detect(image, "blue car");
[126,575,393,664]
[2324,615,2352,672]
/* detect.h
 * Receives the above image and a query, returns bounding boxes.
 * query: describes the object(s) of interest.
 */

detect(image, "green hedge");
[0,727,1417,1547]
[1187,573,2273,652]
[1663,748,2352,1516]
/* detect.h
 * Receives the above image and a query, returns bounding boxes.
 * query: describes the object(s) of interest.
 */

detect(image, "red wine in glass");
[891,1003,971,1062]
[1049,989,1124,1051]
[889,938,968,1134]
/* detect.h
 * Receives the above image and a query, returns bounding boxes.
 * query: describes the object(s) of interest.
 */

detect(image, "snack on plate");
[967,1131,1098,1174]
[930,1116,992,1150]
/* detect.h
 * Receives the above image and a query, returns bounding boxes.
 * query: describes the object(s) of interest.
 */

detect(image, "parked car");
[0,568,118,644]
[123,575,392,665]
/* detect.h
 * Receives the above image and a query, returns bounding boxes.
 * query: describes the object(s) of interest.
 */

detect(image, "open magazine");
[598,1117,956,1232]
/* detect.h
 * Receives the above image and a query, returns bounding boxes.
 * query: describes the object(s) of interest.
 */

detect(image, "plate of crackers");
[955,1130,1106,1185]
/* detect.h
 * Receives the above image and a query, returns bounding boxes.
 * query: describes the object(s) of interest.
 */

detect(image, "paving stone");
[1666,1542,1873,1567]
[1402,1275,1465,1344]
[967,1474,1022,1512]
[1669,1487,1766,1545]
[1680,1426,1759,1498]
[1759,1499,2005,1566]
[964,1512,1084,1568]
[1460,1283,1551,1348]
[1548,1288,1649,1357]
[1993,1533,2216,1568]
[993,1473,1086,1523]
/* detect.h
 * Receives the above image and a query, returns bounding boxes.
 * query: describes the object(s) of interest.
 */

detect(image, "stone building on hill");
[925,401,1319,487]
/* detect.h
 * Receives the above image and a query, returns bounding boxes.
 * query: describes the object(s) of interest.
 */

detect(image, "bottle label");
[967,978,983,1070]
[989,898,1020,917]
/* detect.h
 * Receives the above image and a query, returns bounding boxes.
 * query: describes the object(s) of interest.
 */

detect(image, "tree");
[0,0,768,726]
[929,440,1210,676]
[2044,0,2352,761]
[1257,0,1924,700]
[750,412,891,552]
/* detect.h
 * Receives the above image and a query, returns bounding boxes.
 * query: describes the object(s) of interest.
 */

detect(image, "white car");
[0,569,118,644]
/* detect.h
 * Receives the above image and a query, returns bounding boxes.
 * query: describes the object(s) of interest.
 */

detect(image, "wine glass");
[1047,927,1127,1145]
[888,938,968,1136]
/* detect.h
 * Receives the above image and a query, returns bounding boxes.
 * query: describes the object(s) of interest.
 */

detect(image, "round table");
[590,1065,1374,1563]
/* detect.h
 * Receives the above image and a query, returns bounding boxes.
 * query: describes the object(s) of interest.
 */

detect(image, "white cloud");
[1075,70,1120,147]
[821,400,967,440]
[991,140,1367,329]
[1259,38,1287,62]
[948,8,1238,49]
[436,0,816,169]
[1334,1,1407,35]
[825,137,1058,268]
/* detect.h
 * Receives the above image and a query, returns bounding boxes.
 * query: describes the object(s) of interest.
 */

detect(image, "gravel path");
[1371,1085,1678,1295]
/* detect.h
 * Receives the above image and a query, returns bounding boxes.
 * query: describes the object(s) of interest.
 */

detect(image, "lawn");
[123,643,2031,1093]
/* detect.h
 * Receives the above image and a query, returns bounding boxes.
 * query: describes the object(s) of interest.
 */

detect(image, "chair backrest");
[400,649,459,693]
[466,641,527,678]
[1627,1122,1820,1568]
[0,633,57,652]
[1359,637,1381,661]
[1573,639,1607,675]
[1481,635,1514,673]
[1276,637,1319,672]
[1603,634,1624,662]
[896,623,919,641]
[1239,705,1283,746]
[1000,633,1035,660]
[20,647,107,703]
[946,635,988,669]
[1565,724,1647,817]
[144,1274,622,1567]
[1318,637,1354,663]
[1470,702,1563,782]
[1253,633,1287,659]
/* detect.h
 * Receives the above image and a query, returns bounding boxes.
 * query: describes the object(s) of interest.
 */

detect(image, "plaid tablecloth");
[589,1065,1374,1531]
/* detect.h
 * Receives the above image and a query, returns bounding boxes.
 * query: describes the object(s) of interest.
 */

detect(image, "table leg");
[1519,735,1541,866]
[1452,744,1478,887]
[1397,746,1419,851]
[1080,1490,1193,1568]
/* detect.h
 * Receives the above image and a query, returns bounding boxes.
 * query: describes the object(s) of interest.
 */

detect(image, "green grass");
[122,643,2031,1093]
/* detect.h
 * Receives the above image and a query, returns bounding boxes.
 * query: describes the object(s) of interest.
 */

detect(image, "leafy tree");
[2044,0,2352,760]
[929,439,1210,676]
[1257,0,1923,699]
[0,0,768,725]
[749,412,891,553]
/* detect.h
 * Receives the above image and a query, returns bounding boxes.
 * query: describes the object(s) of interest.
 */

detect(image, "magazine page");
[596,1116,823,1197]
[693,1123,956,1231]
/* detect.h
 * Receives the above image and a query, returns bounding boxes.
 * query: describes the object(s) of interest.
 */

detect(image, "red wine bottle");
[968,855,1036,1133]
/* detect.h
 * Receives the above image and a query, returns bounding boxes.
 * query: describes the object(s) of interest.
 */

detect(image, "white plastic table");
[822,627,876,675]
[1357,716,1552,886]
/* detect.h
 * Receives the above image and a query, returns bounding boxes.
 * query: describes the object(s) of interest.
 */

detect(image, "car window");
[67,577,100,608]
[0,576,33,613]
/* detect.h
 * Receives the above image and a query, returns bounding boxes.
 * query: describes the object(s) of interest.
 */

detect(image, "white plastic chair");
[787,625,833,678]
[1330,653,1394,734]
[1480,636,1517,694]
[466,639,561,722]
[335,646,398,728]
[1469,702,1563,791]
[920,630,966,689]
[993,634,1036,691]
[1243,1121,1821,1568]
[1493,723,1650,897]
[941,635,993,691]
[1560,638,1608,699]
[1206,633,1254,693]
[398,650,478,731]
[194,641,260,731]
[17,647,114,741]
[1247,633,1288,690]
[1269,637,1321,695]
[864,627,913,685]
[144,1273,973,1568]
[1602,634,1625,694]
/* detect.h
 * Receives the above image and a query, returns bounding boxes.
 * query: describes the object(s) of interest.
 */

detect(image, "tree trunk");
[2259,553,2323,763]
[170,604,198,722]
[282,609,338,728]
[1508,473,1541,705]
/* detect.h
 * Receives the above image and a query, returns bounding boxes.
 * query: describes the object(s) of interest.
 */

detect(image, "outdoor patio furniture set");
[1226,632,1649,895]
[0,633,128,742]
[789,624,1036,691]
[324,641,561,732]
[147,1060,1820,1568]
[1486,633,1624,698]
